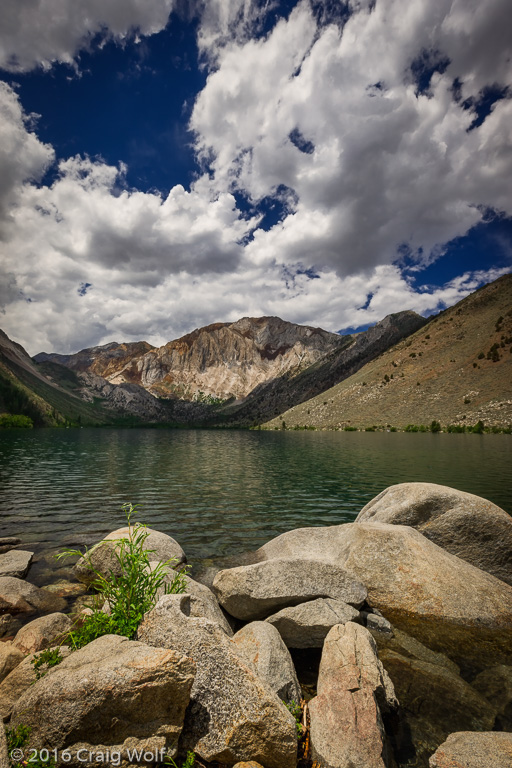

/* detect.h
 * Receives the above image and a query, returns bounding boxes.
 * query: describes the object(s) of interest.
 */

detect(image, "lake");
[0,428,510,585]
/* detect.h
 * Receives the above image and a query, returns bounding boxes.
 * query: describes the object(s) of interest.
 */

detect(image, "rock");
[0,614,22,639]
[0,577,66,615]
[74,527,186,585]
[0,550,33,579]
[309,622,397,768]
[0,721,8,768]
[138,594,297,768]
[10,635,195,761]
[379,649,496,767]
[157,571,232,636]
[232,621,302,704]
[0,537,21,554]
[0,647,71,721]
[472,665,512,730]
[292,521,512,669]
[429,731,512,767]
[42,580,86,598]
[370,626,460,676]
[362,610,393,635]
[233,763,265,768]
[13,613,72,655]
[356,483,512,586]
[266,598,360,648]
[212,558,367,620]
[0,641,24,683]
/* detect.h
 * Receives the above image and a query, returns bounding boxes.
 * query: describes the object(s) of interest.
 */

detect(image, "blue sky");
[0,0,511,354]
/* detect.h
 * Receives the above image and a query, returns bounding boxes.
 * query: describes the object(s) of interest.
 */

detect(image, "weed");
[285,700,303,740]
[165,751,195,768]
[6,724,56,768]
[57,503,189,647]
[31,648,63,680]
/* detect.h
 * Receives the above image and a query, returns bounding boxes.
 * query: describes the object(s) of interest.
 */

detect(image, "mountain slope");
[263,274,512,430]
[218,311,427,425]
[35,317,346,402]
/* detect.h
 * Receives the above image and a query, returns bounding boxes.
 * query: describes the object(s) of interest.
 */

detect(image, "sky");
[0,0,511,355]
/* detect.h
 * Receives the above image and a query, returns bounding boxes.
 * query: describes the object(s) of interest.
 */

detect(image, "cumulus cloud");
[192,0,512,274]
[0,0,175,72]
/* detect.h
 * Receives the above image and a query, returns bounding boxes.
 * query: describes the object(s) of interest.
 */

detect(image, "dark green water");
[0,428,510,582]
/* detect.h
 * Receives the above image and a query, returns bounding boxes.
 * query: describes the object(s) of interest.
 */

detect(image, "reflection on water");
[0,428,510,582]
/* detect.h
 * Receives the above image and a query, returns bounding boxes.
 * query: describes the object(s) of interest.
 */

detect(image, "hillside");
[218,311,426,425]
[264,274,512,430]
[35,317,345,402]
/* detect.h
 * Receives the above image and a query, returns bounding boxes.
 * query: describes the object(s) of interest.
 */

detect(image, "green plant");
[31,647,63,680]
[165,751,195,768]
[57,503,189,647]
[430,420,441,433]
[7,724,56,768]
[285,700,303,740]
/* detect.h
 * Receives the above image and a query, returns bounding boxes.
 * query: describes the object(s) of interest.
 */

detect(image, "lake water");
[0,428,510,584]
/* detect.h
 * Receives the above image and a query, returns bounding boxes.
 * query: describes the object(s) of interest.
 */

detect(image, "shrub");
[57,504,189,647]
[0,414,33,428]
[430,420,441,433]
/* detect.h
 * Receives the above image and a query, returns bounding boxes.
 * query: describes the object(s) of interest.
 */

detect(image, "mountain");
[35,317,346,403]
[263,274,512,431]
[218,311,426,425]
[0,331,174,426]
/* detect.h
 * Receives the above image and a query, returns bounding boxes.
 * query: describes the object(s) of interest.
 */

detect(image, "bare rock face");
[212,558,367,621]
[0,550,33,578]
[13,612,72,655]
[137,594,297,768]
[248,522,512,668]
[356,483,512,585]
[309,622,397,768]
[0,641,24,684]
[266,598,360,648]
[379,649,495,766]
[232,621,302,705]
[0,577,66,615]
[74,527,186,585]
[472,665,512,730]
[429,731,512,768]
[10,635,195,762]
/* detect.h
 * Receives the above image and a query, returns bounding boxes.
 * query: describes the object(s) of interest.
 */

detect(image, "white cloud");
[0,0,175,72]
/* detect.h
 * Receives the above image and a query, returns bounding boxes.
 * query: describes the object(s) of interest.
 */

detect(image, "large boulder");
[0,577,66,615]
[138,594,297,768]
[266,598,360,648]
[0,641,24,684]
[429,731,512,767]
[379,650,496,767]
[156,571,232,636]
[13,612,72,655]
[232,621,302,705]
[74,527,186,585]
[472,665,512,730]
[309,622,397,768]
[212,558,367,621]
[356,483,512,585]
[0,647,72,721]
[0,721,8,768]
[10,635,195,762]
[0,550,33,579]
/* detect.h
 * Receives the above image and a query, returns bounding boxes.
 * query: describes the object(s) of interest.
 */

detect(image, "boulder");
[74,526,186,585]
[0,641,24,683]
[370,626,460,676]
[379,649,496,767]
[233,763,265,768]
[138,594,297,768]
[309,622,397,768]
[0,577,66,615]
[472,665,512,730]
[232,621,302,704]
[156,571,232,636]
[13,613,72,655]
[0,721,8,768]
[0,537,21,554]
[356,483,512,585]
[10,635,195,761]
[0,614,22,639]
[0,550,33,579]
[212,558,367,621]
[266,598,360,648]
[361,610,393,635]
[429,731,512,768]
[0,647,71,721]
[291,522,512,669]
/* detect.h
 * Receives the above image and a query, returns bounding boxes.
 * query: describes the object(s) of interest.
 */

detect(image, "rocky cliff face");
[36,317,345,402]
